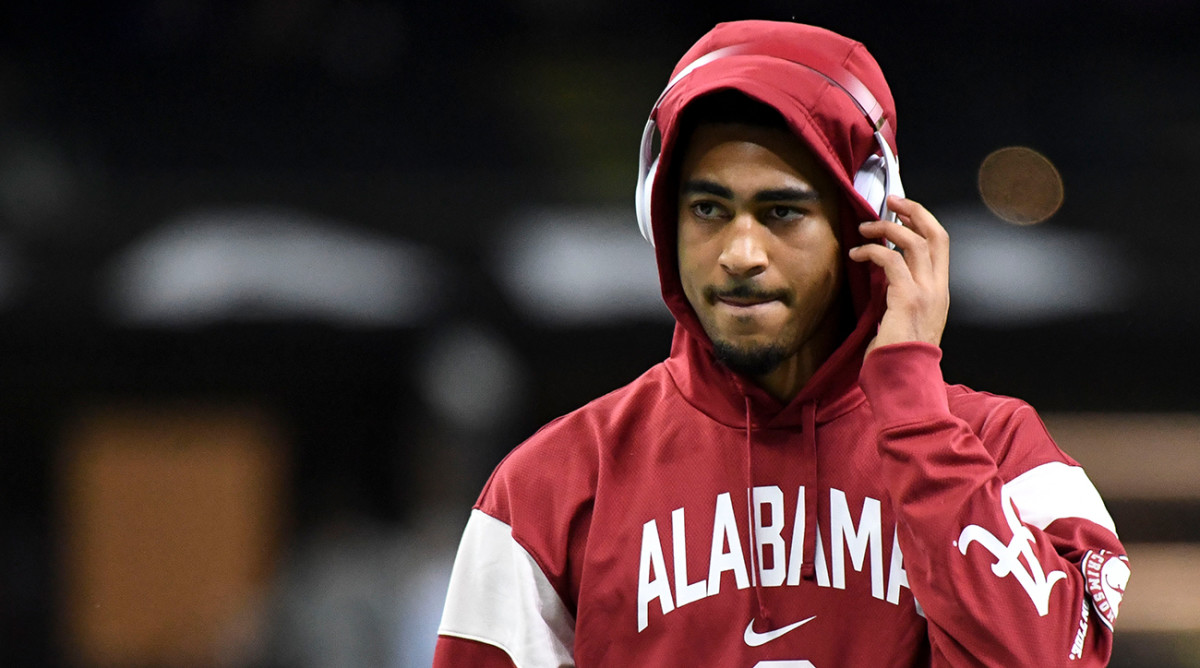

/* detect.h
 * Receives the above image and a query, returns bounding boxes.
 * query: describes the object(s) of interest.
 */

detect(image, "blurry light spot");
[946,206,1134,325]
[103,207,448,327]
[493,207,668,325]
[977,146,1064,225]
[416,324,526,432]
[0,133,79,229]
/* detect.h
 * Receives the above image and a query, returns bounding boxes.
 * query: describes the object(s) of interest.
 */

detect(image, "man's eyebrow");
[681,179,733,199]
[753,187,820,203]
[681,179,820,203]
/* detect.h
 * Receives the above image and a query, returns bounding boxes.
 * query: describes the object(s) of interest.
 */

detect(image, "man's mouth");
[708,284,789,307]
[717,295,775,307]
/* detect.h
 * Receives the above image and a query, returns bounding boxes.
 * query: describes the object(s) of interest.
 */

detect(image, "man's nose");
[718,215,768,277]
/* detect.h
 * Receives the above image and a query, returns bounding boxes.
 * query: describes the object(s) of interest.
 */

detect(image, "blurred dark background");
[1,1,1197,666]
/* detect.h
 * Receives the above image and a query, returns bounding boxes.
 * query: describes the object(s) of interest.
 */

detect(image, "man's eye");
[691,202,723,218]
[769,205,802,220]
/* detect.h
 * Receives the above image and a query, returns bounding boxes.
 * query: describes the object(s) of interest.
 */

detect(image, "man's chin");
[711,339,789,377]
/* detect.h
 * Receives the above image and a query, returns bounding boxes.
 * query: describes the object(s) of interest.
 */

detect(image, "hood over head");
[645,20,899,413]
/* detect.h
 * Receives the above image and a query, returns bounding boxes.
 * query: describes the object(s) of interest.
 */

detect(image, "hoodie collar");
[663,319,871,430]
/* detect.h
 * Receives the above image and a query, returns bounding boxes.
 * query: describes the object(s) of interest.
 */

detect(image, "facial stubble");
[711,338,792,377]
[703,283,796,377]
[703,276,849,383]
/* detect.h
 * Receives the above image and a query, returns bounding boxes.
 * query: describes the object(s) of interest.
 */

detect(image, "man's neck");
[754,312,842,403]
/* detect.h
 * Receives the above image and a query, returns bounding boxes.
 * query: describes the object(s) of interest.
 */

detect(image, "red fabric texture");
[433,635,519,668]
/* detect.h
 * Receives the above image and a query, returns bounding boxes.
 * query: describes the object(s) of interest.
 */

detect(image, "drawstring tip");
[801,563,816,581]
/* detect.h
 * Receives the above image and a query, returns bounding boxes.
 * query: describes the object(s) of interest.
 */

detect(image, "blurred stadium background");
[0,1,1197,666]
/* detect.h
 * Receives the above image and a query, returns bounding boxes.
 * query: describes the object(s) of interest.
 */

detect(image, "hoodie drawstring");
[745,395,822,624]
[744,395,771,623]
[800,401,819,581]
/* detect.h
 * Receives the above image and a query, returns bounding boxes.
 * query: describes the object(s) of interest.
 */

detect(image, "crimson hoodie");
[435,20,1126,667]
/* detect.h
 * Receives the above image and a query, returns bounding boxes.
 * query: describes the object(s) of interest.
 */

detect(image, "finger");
[885,196,950,276]
[847,241,915,289]
[886,197,942,244]
[858,218,921,246]
[858,219,934,282]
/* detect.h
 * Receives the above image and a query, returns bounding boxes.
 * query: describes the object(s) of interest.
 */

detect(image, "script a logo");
[957,488,1066,616]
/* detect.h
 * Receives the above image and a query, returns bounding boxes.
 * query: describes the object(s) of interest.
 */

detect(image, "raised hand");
[848,195,950,355]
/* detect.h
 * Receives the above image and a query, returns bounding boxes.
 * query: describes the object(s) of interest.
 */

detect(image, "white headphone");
[635,44,904,246]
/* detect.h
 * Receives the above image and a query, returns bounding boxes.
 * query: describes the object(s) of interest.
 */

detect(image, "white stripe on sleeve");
[1004,461,1118,536]
[438,509,576,668]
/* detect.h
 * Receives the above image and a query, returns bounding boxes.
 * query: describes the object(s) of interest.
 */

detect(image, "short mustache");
[705,282,792,306]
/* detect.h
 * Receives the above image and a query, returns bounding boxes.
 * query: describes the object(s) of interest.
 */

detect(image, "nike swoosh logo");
[743,615,817,647]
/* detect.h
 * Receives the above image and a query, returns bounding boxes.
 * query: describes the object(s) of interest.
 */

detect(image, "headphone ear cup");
[636,156,659,245]
[852,154,888,219]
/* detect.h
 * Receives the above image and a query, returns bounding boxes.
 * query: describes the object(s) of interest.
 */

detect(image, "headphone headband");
[652,43,895,150]
[636,43,903,246]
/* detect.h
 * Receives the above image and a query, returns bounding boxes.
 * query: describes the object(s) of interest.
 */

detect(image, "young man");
[435,20,1127,667]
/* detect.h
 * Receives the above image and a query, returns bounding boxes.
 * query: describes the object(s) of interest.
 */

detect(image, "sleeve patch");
[1082,549,1129,631]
